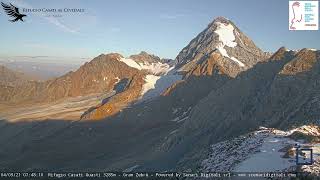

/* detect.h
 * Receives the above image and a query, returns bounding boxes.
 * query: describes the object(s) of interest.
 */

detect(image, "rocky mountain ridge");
[0,53,143,103]
[0,52,175,120]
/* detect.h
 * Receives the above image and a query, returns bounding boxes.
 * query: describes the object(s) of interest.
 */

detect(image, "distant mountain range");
[0,65,28,86]
[0,17,319,174]
[0,57,86,81]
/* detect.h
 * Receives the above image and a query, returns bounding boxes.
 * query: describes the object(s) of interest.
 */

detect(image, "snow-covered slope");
[119,57,142,70]
[140,75,161,96]
[119,57,172,75]
[117,54,181,102]
[139,70,182,101]
[202,125,320,175]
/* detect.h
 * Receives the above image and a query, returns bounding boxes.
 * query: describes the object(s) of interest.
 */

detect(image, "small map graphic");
[289,1,319,30]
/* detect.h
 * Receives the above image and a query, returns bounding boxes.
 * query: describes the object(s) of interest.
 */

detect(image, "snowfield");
[140,70,182,101]
[119,57,172,75]
[140,75,161,96]
[214,22,237,48]
[119,57,142,70]
[119,57,181,102]
[214,22,245,67]
[202,125,320,175]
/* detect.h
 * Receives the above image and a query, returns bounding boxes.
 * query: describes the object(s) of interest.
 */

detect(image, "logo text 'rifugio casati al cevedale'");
[1,2,85,23]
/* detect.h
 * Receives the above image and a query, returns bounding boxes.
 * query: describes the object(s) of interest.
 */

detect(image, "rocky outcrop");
[129,51,161,64]
[280,48,318,75]
[80,74,145,120]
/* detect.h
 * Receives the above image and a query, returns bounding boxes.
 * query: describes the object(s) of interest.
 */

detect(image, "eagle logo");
[1,2,27,22]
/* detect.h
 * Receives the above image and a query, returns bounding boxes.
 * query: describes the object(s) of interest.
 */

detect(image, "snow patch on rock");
[119,58,172,75]
[231,57,245,67]
[214,22,245,67]
[290,125,320,136]
[215,22,237,48]
[119,58,142,70]
[138,62,172,75]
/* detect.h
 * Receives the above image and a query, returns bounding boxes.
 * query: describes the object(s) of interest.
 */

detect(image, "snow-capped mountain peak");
[175,16,269,76]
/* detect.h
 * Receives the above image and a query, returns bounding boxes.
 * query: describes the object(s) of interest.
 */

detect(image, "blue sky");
[0,0,319,62]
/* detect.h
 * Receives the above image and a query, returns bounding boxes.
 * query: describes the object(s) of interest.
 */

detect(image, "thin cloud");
[22,42,51,49]
[160,13,186,20]
[45,16,80,34]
